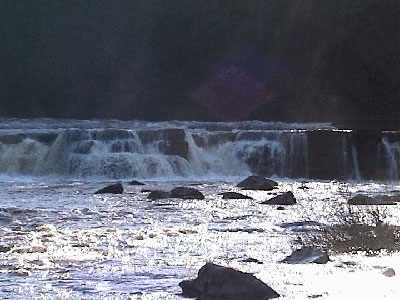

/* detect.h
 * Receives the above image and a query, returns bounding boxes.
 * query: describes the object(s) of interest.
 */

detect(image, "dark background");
[1,0,399,122]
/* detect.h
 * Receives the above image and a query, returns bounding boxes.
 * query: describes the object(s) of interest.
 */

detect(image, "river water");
[0,119,399,299]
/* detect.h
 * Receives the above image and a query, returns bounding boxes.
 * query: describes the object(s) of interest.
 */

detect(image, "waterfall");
[379,137,399,180]
[0,119,398,180]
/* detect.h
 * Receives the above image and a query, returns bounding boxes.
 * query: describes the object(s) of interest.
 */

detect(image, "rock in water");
[236,175,277,190]
[147,190,171,200]
[383,268,395,277]
[170,187,204,199]
[220,192,253,199]
[261,192,296,205]
[348,194,397,205]
[179,263,280,299]
[128,180,145,185]
[280,247,329,264]
[94,183,123,194]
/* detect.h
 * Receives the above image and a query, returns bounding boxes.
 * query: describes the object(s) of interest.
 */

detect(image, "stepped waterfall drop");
[0,119,399,180]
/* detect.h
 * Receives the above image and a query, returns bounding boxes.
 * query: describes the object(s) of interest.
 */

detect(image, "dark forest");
[1,0,399,122]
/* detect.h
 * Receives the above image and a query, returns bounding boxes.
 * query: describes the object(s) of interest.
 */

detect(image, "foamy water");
[1,178,400,299]
[1,119,400,299]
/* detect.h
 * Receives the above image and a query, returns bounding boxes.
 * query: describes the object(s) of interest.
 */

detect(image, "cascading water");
[379,137,399,180]
[0,119,398,180]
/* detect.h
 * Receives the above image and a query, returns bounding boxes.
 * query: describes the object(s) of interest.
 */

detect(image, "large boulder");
[236,175,277,191]
[220,192,253,199]
[147,190,171,200]
[348,194,397,205]
[179,263,280,299]
[280,247,329,264]
[170,187,204,199]
[261,192,296,205]
[94,183,123,194]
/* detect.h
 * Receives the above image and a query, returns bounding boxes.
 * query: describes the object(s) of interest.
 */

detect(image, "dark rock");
[376,194,400,203]
[179,262,280,299]
[220,192,253,199]
[261,191,296,205]
[348,194,397,205]
[236,175,277,190]
[241,257,263,264]
[94,183,123,194]
[306,130,345,179]
[170,187,204,199]
[137,128,189,159]
[0,134,26,144]
[73,140,94,154]
[350,129,382,179]
[128,180,145,185]
[147,190,171,200]
[278,221,322,231]
[0,245,11,253]
[31,132,58,144]
[280,247,329,264]
[141,189,152,193]
[92,129,133,140]
[333,120,400,131]
[277,206,285,210]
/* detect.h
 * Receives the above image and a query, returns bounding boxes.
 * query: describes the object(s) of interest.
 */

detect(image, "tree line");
[1,0,399,122]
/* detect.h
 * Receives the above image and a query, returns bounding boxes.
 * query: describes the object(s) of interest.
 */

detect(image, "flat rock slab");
[280,247,330,264]
[220,192,253,199]
[236,175,277,191]
[261,191,296,205]
[94,183,123,194]
[278,221,322,231]
[348,194,397,205]
[179,262,280,299]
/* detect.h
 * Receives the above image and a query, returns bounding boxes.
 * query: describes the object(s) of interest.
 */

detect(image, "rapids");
[0,119,400,299]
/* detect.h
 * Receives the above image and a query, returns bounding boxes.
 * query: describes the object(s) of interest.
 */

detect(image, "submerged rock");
[348,194,397,205]
[147,190,171,200]
[236,175,277,190]
[220,192,253,199]
[280,247,329,264]
[94,183,123,194]
[261,191,296,205]
[179,262,280,299]
[241,257,264,264]
[170,187,204,199]
[278,221,322,231]
[383,268,395,277]
[128,180,145,185]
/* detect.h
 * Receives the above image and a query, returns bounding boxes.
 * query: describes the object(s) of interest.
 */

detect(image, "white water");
[0,120,312,180]
[1,119,399,181]
[1,119,400,299]
[380,137,400,180]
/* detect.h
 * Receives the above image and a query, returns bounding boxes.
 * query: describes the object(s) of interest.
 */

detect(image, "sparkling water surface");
[1,178,400,299]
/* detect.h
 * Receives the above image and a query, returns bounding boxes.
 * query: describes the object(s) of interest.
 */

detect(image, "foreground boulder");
[280,247,329,264]
[170,187,204,199]
[236,175,277,190]
[348,194,397,205]
[220,192,253,199]
[261,192,296,205]
[147,190,171,200]
[128,180,145,185]
[179,263,280,299]
[94,183,123,194]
